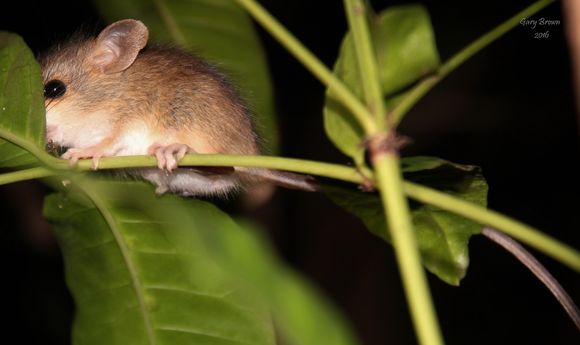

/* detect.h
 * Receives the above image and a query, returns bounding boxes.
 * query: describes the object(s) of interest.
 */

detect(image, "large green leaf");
[45,180,276,345]
[323,4,440,164]
[44,179,360,345]
[0,32,45,167]
[93,0,278,153]
[325,157,487,286]
[203,219,360,345]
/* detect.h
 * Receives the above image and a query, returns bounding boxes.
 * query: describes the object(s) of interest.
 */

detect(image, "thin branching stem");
[0,167,54,186]
[404,182,580,272]
[390,0,556,124]
[482,227,580,330]
[235,0,377,134]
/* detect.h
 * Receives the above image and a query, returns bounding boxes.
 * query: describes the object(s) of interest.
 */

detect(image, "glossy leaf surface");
[45,179,359,345]
[44,180,276,345]
[323,4,440,164]
[0,32,44,167]
[325,157,487,285]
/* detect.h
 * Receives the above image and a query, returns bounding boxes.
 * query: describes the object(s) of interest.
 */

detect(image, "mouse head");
[40,19,148,147]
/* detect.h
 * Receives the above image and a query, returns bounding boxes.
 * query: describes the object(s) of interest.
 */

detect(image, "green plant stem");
[344,1,443,344]
[0,128,60,167]
[404,182,580,272]
[390,77,437,124]
[0,167,55,186]
[235,0,376,134]
[374,154,444,345]
[51,154,368,185]
[0,130,369,186]
[343,0,386,129]
[390,0,556,124]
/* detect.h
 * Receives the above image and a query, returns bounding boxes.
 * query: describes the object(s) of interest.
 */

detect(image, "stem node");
[364,131,412,160]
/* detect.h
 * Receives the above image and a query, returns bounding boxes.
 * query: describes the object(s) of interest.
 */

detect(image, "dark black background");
[1,0,579,344]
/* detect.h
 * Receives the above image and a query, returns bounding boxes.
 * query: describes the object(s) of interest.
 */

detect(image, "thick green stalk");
[390,0,556,124]
[374,154,444,345]
[404,182,580,272]
[235,0,376,134]
[0,128,370,186]
[344,1,444,344]
[48,154,368,185]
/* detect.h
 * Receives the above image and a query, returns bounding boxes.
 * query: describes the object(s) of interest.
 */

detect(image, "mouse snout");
[46,124,57,138]
[45,123,63,144]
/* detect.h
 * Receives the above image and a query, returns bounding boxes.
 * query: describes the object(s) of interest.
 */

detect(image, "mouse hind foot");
[148,143,193,171]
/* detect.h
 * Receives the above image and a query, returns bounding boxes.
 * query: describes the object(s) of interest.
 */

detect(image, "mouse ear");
[89,19,149,74]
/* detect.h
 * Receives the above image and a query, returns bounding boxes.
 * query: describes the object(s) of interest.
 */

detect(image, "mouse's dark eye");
[44,79,66,99]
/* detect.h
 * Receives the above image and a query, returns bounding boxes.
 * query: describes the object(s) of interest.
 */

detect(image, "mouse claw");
[148,144,166,170]
[150,145,169,170]
[91,155,102,170]
[148,143,194,172]
[62,149,79,167]
[68,156,79,167]
[61,147,106,170]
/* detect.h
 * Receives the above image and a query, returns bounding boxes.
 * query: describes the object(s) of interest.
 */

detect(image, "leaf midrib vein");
[83,185,156,345]
[153,0,187,46]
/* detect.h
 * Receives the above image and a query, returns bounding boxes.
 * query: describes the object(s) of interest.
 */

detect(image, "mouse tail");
[237,168,319,192]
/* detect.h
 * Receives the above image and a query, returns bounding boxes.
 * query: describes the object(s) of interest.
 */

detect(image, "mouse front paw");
[62,148,106,170]
[148,143,196,172]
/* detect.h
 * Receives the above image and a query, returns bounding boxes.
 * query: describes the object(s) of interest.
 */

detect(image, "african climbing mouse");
[38,20,580,327]
[39,19,317,196]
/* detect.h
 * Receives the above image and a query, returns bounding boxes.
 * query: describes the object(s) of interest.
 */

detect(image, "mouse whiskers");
[45,98,61,112]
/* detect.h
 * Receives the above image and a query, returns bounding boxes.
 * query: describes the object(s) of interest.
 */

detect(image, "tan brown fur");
[40,40,259,156]
[40,19,315,196]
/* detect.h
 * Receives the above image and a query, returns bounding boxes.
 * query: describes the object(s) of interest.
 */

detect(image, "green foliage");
[0,27,359,345]
[93,0,279,153]
[1,1,573,344]
[322,3,483,285]
[44,179,359,345]
[0,33,45,167]
[323,4,440,166]
[199,213,360,345]
[44,181,276,345]
[326,157,487,285]
[375,6,440,97]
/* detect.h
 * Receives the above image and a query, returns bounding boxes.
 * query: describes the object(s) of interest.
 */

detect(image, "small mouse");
[39,19,317,197]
